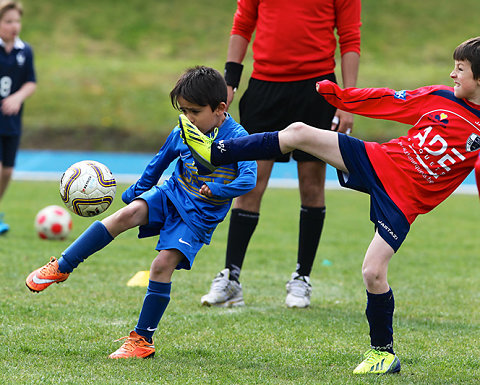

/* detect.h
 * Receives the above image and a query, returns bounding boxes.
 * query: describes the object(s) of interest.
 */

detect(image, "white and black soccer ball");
[59,160,116,217]
[35,205,73,240]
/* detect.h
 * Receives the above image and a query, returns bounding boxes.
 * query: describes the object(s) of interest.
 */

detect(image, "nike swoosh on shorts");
[178,238,192,247]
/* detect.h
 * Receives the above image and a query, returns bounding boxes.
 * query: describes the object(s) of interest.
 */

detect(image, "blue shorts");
[136,186,204,270]
[337,133,410,252]
[0,134,20,167]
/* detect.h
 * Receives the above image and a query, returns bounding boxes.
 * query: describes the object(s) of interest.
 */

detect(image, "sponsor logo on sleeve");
[466,133,480,152]
[394,90,407,100]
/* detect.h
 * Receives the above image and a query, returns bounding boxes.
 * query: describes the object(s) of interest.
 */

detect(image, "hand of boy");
[199,184,212,197]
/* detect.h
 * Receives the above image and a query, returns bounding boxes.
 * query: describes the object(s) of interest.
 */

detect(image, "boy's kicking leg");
[180,115,347,174]
[25,200,148,292]
[353,231,401,374]
[109,249,183,359]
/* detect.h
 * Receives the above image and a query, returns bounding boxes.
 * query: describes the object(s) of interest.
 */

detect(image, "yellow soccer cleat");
[25,257,70,293]
[178,114,218,175]
[108,331,155,359]
[353,348,401,374]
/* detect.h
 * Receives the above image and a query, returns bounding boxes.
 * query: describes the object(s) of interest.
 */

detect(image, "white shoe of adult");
[201,268,245,307]
[285,272,312,308]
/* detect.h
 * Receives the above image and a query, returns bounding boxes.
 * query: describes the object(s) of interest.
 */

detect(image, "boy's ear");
[215,102,227,115]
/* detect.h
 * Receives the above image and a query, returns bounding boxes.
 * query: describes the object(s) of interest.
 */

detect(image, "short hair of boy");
[453,37,480,79]
[0,0,23,18]
[170,66,227,112]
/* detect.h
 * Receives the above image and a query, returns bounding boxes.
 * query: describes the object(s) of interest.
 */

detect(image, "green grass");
[1,181,479,384]
[16,0,480,150]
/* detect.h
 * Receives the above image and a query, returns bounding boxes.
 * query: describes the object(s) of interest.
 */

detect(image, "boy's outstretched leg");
[25,220,114,292]
[180,115,347,173]
[26,200,148,292]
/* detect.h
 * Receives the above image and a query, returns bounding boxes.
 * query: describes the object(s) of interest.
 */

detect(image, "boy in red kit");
[181,37,480,374]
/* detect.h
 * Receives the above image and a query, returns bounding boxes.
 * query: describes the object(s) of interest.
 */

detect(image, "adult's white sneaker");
[201,268,245,307]
[285,272,312,308]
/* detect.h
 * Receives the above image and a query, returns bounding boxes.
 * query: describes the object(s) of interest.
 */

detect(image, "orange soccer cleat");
[25,257,70,292]
[108,331,155,359]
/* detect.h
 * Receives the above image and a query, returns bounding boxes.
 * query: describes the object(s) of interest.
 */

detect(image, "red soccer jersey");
[317,80,480,223]
[231,0,361,82]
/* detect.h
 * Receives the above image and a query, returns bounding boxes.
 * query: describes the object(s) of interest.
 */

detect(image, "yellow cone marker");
[127,271,150,287]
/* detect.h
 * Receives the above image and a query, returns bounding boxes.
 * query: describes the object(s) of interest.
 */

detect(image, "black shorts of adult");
[0,134,20,167]
[239,73,337,162]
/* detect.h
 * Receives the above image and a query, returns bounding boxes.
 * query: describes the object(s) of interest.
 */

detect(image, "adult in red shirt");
[201,0,361,309]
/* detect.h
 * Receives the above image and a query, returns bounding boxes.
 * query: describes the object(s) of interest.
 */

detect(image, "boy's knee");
[362,265,384,286]
[284,121,307,134]
[150,254,176,277]
[150,258,165,276]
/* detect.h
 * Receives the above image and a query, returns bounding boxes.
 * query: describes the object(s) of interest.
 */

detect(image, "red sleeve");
[231,0,259,42]
[316,80,447,125]
[335,0,361,56]
[475,155,480,200]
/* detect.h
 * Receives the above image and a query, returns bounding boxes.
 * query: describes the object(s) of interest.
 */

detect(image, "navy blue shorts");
[0,134,20,167]
[337,133,410,252]
[136,187,204,270]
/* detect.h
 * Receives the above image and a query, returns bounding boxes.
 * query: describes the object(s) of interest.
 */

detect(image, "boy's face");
[177,97,226,134]
[0,9,21,43]
[450,60,480,103]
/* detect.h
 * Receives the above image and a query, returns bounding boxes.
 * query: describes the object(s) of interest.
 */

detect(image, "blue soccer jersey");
[0,37,36,135]
[122,113,257,244]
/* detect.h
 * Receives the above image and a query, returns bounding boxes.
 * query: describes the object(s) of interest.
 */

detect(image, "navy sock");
[365,288,395,354]
[135,280,171,341]
[296,206,326,277]
[57,221,114,273]
[225,209,259,282]
[211,132,281,165]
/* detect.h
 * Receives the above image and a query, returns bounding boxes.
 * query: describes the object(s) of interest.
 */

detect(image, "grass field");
[1,181,479,384]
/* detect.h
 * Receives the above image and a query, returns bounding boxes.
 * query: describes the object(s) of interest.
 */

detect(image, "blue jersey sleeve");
[205,159,256,198]
[203,120,257,198]
[24,44,36,83]
[122,130,179,203]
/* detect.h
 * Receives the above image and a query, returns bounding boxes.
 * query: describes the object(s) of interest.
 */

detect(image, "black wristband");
[224,61,244,89]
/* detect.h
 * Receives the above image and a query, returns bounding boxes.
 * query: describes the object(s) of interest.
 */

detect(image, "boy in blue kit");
[0,0,36,234]
[25,66,257,359]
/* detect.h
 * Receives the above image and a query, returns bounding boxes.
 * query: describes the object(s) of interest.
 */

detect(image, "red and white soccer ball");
[59,160,116,217]
[35,205,73,240]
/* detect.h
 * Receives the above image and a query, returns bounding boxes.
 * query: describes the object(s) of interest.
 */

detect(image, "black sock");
[365,288,395,354]
[211,132,281,165]
[225,209,259,282]
[296,206,326,276]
